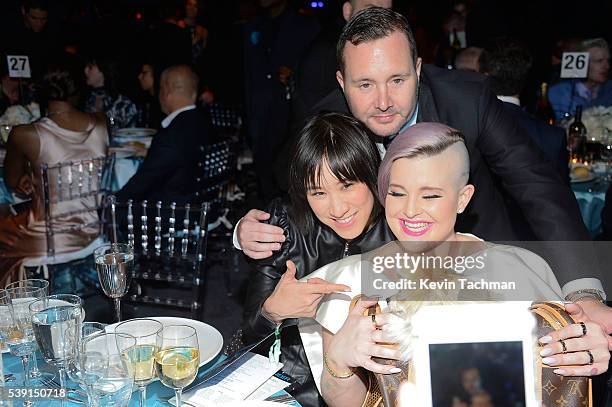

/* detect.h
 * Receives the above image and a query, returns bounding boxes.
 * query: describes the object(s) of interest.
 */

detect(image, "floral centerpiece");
[0,102,41,143]
[581,106,612,143]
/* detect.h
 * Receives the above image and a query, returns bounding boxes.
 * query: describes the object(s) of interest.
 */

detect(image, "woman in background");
[84,56,138,129]
[0,64,108,286]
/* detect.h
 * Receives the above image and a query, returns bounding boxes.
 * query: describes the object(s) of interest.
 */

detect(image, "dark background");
[1,0,610,107]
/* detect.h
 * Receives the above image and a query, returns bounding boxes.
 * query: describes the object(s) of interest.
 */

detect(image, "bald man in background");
[116,65,215,202]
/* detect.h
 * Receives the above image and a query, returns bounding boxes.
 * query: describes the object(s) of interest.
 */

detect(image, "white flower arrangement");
[580,106,612,143]
[0,102,41,142]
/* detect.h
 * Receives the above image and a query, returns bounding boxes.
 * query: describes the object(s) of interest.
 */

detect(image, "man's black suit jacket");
[277,65,598,287]
[116,108,214,203]
[502,102,569,184]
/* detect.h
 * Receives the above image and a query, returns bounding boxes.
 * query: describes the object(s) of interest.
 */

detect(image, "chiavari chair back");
[105,196,211,319]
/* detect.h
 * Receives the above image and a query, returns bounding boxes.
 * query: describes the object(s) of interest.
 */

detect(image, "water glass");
[5,279,50,382]
[155,325,200,407]
[66,322,107,386]
[80,332,136,407]
[94,243,134,322]
[115,318,163,407]
[29,294,83,406]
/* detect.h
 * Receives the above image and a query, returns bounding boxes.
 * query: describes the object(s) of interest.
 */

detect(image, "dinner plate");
[114,127,156,137]
[106,316,223,367]
[570,173,597,183]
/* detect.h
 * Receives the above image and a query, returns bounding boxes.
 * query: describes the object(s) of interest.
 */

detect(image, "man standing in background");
[243,0,319,202]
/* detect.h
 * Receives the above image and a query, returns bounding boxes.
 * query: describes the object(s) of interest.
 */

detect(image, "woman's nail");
[553,369,567,376]
[539,335,552,344]
[389,368,402,374]
[540,348,553,357]
[542,357,556,365]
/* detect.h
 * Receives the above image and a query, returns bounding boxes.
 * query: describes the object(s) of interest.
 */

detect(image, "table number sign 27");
[6,55,31,78]
[561,52,589,79]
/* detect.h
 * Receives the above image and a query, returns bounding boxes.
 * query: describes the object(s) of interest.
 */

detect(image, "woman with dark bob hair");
[0,64,108,286]
[241,112,395,406]
[84,56,139,129]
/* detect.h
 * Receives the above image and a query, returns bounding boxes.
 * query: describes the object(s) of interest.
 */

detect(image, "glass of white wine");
[5,279,52,384]
[154,325,200,407]
[115,318,163,407]
[94,243,134,322]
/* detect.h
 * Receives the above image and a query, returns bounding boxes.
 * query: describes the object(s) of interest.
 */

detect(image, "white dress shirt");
[161,104,196,128]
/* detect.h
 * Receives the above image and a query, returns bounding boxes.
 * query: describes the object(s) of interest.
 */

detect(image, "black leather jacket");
[242,200,395,407]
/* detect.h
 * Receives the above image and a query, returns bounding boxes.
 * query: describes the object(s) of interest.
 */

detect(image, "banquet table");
[0,129,153,205]
[2,349,301,406]
[571,176,609,236]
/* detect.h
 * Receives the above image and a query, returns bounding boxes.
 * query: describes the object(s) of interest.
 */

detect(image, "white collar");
[497,95,521,106]
[161,105,196,128]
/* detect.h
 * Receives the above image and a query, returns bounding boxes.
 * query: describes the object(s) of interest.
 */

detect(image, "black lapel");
[416,70,441,123]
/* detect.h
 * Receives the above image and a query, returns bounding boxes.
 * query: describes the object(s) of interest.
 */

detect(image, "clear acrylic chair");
[24,155,115,296]
[105,196,211,319]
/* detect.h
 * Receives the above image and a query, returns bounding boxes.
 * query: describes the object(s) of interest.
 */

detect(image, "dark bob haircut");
[288,112,382,233]
[337,7,418,74]
[38,64,83,107]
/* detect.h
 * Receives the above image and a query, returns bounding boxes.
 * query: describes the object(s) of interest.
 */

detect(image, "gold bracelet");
[323,352,354,379]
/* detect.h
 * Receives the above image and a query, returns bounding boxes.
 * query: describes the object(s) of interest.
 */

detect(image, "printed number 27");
[9,57,27,71]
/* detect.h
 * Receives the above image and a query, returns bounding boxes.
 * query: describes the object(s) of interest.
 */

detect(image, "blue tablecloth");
[572,178,609,236]
[0,167,15,205]
[2,350,300,406]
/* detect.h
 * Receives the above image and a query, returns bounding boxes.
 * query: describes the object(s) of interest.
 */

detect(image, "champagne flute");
[29,294,83,407]
[80,332,136,407]
[115,318,162,407]
[155,325,200,407]
[5,279,51,383]
[94,243,134,322]
[5,285,47,407]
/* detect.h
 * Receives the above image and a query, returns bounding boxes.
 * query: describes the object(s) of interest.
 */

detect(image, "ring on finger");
[559,339,567,354]
[585,350,594,365]
[579,321,587,337]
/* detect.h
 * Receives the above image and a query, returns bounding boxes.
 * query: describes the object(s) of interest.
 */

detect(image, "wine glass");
[115,318,162,407]
[29,294,83,407]
[0,289,11,353]
[5,279,52,384]
[155,325,200,407]
[66,322,107,388]
[80,332,136,407]
[94,243,134,322]
[4,285,47,407]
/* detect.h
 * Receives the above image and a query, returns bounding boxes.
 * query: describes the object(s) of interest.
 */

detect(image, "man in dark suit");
[116,65,213,202]
[478,37,570,240]
[479,37,569,184]
[237,8,611,327]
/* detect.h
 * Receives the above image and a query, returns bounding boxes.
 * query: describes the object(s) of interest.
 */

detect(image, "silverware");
[45,379,87,402]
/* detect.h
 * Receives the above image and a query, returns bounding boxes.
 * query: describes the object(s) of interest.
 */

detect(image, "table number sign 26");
[561,52,589,79]
[6,55,31,78]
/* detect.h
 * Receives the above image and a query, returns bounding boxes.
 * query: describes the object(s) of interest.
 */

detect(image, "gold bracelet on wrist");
[323,352,354,379]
